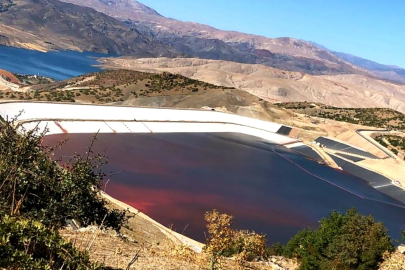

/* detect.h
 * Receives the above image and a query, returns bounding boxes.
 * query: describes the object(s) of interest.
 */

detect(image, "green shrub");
[0,215,102,269]
[265,242,285,257]
[283,208,393,270]
[0,118,127,231]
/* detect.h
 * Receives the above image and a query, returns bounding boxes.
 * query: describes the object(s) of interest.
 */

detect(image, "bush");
[283,208,393,270]
[232,230,266,264]
[265,242,285,257]
[204,210,234,269]
[0,118,127,231]
[0,215,101,269]
[204,210,267,269]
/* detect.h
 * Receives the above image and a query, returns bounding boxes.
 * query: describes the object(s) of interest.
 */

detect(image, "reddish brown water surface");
[43,132,405,243]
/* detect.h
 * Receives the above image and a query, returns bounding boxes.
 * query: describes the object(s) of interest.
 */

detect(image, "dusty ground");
[61,226,298,270]
[59,195,298,270]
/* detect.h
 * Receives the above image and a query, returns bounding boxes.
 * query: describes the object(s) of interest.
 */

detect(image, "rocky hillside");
[100,57,405,114]
[331,51,405,83]
[0,0,177,56]
[2,0,403,82]
[308,42,405,83]
[52,0,371,76]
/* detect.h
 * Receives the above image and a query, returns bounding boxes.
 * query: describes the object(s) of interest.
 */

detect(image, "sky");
[139,0,405,68]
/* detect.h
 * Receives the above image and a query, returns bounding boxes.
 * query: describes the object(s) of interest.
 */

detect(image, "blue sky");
[139,0,405,68]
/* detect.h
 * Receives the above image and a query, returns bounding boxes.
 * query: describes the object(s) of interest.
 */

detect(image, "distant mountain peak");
[62,0,162,19]
[306,41,330,51]
[106,0,161,16]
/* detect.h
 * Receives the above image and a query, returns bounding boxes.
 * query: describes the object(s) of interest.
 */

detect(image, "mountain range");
[55,0,405,82]
[1,0,405,115]
[1,0,405,84]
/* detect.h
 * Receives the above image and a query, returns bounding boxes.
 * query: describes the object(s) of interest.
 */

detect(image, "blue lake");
[0,45,105,80]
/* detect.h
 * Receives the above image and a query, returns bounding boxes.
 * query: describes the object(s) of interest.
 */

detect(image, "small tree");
[0,117,127,231]
[233,230,266,265]
[204,210,234,270]
[204,210,267,269]
[284,208,394,270]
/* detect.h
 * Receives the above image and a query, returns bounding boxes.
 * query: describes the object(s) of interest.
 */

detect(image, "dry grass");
[59,220,297,270]
[60,227,206,270]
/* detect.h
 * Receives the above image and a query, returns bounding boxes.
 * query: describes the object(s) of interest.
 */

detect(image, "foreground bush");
[283,208,394,270]
[204,210,266,269]
[0,215,101,269]
[0,117,127,231]
[0,117,128,267]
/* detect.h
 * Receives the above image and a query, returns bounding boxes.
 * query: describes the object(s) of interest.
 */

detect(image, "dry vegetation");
[59,209,297,270]
[100,57,405,114]
[379,248,405,270]
[15,74,55,85]
[373,134,405,160]
[0,70,236,104]
[279,102,405,131]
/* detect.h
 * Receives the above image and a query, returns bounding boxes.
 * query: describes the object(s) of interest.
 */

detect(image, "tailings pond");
[43,132,405,243]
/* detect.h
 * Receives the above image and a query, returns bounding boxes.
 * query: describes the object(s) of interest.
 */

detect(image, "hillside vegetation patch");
[279,102,405,131]
[0,117,127,268]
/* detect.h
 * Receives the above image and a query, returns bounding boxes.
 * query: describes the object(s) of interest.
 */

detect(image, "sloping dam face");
[43,132,405,244]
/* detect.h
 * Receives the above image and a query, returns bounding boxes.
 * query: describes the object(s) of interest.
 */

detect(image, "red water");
[43,132,405,243]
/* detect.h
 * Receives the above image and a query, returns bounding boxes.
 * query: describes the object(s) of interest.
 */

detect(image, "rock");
[77,225,100,233]
[398,245,405,254]
[65,219,81,230]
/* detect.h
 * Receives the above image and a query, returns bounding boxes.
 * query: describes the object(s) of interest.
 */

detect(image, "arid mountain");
[100,57,405,114]
[59,0,372,76]
[2,0,401,81]
[331,52,405,84]
[0,0,177,56]
[308,41,405,83]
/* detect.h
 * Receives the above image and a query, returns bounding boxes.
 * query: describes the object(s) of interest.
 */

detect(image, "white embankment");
[0,102,300,145]
[0,102,301,251]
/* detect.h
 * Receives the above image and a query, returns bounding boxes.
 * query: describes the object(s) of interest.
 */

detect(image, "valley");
[1,0,405,269]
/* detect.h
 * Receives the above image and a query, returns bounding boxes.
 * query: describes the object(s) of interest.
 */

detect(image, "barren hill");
[100,57,405,114]
[59,0,372,76]
[0,69,292,123]
[2,0,402,82]
[0,0,177,56]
